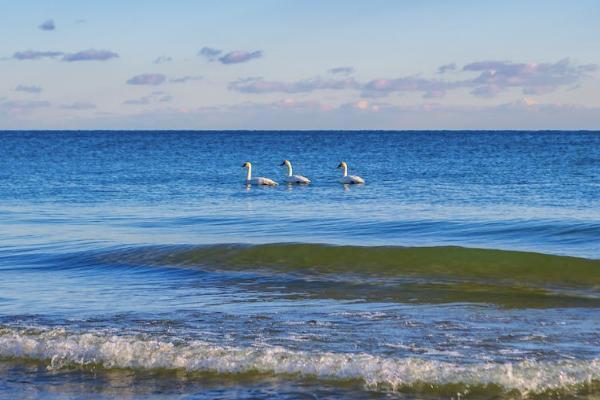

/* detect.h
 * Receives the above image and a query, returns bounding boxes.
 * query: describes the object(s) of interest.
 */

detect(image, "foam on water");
[1,327,598,395]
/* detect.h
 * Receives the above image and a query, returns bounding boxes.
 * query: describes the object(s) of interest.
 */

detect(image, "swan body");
[242,162,278,186]
[337,161,365,184]
[248,177,279,186]
[280,160,311,184]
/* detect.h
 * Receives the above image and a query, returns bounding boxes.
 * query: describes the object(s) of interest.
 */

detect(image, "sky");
[1,0,599,130]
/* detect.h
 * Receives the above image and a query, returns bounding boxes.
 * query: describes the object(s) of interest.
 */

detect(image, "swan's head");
[279,160,291,167]
[336,161,347,169]
[242,162,251,168]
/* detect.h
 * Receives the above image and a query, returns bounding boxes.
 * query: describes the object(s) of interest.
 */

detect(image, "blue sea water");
[0,131,599,399]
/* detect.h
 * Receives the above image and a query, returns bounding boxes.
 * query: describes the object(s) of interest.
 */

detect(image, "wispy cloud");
[469,84,503,98]
[0,99,51,113]
[229,59,597,99]
[39,19,56,31]
[198,47,222,60]
[154,56,173,64]
[169,75,203,84]
[273,98,330,111]
[13,50,63,60]
[199,47,262,64]
[127,74,201,86]
[437,63,456,74]
[123,91,172,105]
[13,49,119,62]
[366,59,597,97]
[229,75,453,98]
[328,66,354,75]
[15,85,42,94]
[60,101,96,110]
[124,97,151,105]
[463,58,598,97]
[219,50,262,64]
[361,77,464,98]
[229,77,359,94]
[126,73,167,85]
[62,49,119,62]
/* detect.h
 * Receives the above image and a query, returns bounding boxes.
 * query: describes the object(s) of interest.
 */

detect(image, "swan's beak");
[279,161,285,166]
[336,163,342,169]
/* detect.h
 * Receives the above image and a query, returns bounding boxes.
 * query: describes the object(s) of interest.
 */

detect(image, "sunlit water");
[0,131,599,399]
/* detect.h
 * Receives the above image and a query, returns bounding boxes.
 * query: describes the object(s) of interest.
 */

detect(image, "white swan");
[337,161,365,184]
[280,160,311,184]
[242,162,278,186]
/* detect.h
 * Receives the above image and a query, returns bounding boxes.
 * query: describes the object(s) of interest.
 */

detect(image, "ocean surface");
[0,130,599,399]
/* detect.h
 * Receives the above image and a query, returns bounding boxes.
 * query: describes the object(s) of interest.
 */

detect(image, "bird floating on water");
[242,162,278,186]
[337,161,365,184]
[280,160,311,184]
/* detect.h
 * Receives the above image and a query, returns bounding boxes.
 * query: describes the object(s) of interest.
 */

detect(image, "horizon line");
[1,129,599,133]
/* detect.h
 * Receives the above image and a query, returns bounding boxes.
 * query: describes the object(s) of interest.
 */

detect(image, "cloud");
[469,84,502,98]
[124,97,151,105]
[361,77,466,98]
[12,49,118,62]
[169,75,203,84]
[219,50,262,64]
[60,102,96,110]
[229,77,359,94]
[347,99,385,112]
[123,91,172,105]
[437,63,456,74]
[154,56,173,64]
[228,58,597,99]
[199,47,262,64]
[15,85,42,94]
[229,75,458,98]
[39,19,55,31]
[0,98,50,113]
[273,98,334,112]
[463,58,598,97]
[13,50,63,60]
[328,66,354,75]
[198,47,223,60]
[62,49,119,62]
[367,58,597,97]
[126,73,167,85]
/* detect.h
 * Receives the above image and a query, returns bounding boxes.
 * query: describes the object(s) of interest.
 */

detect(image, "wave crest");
[1,327,598,395]
[106,243,600,287]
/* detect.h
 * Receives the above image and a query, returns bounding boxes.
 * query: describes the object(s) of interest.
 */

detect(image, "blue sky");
[1,0,599,129]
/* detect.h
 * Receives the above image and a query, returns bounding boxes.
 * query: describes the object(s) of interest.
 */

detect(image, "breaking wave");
[1,326,599,397]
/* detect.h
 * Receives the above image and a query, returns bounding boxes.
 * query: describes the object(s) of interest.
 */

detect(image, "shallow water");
[0,131,599,399]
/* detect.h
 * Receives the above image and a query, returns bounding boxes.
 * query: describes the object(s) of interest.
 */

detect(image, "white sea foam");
[0,327,598,394]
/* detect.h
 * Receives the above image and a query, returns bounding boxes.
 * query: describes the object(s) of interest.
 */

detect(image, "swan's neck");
[286,163,293,176]
[246,166,252,181]
[341,165,348,177]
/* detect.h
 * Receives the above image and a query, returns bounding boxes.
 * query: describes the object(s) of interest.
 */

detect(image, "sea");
[0,130,599,399]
